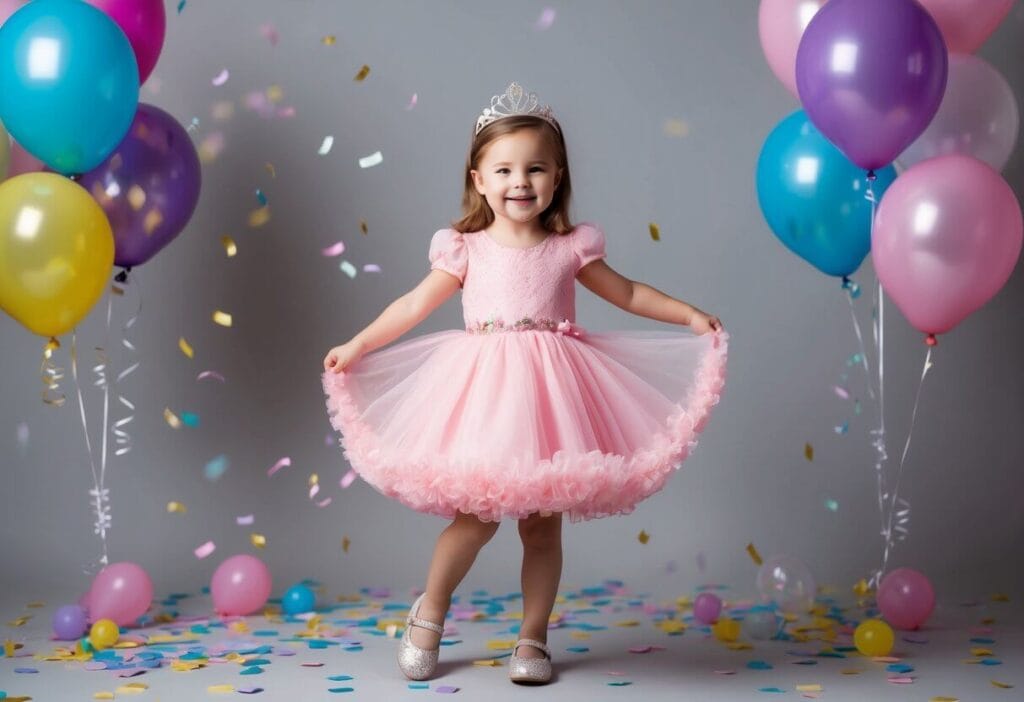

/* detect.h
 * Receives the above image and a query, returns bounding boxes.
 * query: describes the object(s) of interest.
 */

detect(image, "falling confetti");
[212,69,229,87]
[358,151,383,169]
[204,455,229,481]
[178,337,194,359]
[237,514,254,525]
[265,162,276,178]
[318,136,334,155]
[248,205,271,227]
[163,408,182,429]
[804,442,814,461]
[746,542,763,566]
[340,469,357,488]
[360,219,369,235]
[260,23,279,46]
[648,223,660,241]
[825,499,839,512]
[322,35,336,45]
[405,93,418,110]
[221,236,237,257]
[250,533,266,549]
[534,7,556,30]
[353,64,370,81]
[342,536,351,552]
[363,264,381,273]
[197,370,226,383]
[167,501,187,514]
[637,530,650,544]
[212,310,233,328]
[322,241,346,257]
[663,118,691,137]
[194,541,216,559]
[267,457,292,477]
[255,189,268,206]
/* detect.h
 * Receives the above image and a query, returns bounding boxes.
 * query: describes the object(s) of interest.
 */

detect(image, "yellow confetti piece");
[208,684,235,693]
[487,639,516,650]
[167,501,187,514]
[354,64,370,81]
[309,473,319,486]
[796,684,823,692]
[7,615,30,626]
[970,647,994,657]
[266,85,283,103]
[360,219,368,235]
[613,620,640,627]
[648,222,660,241]
[725,641,752,650]
[212,310,233,327]
[663,118,691,137]
[657,620,686,634]
[248,204,271,227]
[94,693,115,700]
[116,682,148,694]
[4,639,17,656]
[265,162,276,178]
[991,680,1014,688]
[930,697,959,702]
[570,631,591,640]
[746,543,763,566]
[991,593,1009,602]
[229,621,248,634]
[178,336,194,359]
[342,535,351,553]
[322,35,336,45]
[26,601,45,609]
[805,442,814,461]
[840,668,864,675]
[221,236,237,257]
[164,408,182,428]
[306,615,323,631]
[853,578,872,596]
[473,658,503,666]
[637,529,649,544]
[171,660,204,671]
[251,533,266,549]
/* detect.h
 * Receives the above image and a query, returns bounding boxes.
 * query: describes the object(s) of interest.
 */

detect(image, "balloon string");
[878,346,933,581]
[40,337,66,407]
[71,330,109,569]
[844,287,876,402]
[112,271,140,458]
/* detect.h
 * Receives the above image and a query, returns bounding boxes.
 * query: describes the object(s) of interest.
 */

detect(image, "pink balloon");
[84,0,166,84]
[877,568,935,630]
[211,554,272,616]
[873,154,1023,338]
[88,562,154,627]
[918,0,1014,54]
[6,139,44,178]
[900,54,1019,172]
[0,0,27,26]
[693,592,723,625]
[758,0,827,98]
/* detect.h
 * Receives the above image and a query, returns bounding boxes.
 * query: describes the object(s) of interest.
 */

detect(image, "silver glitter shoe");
[508,637,552,684]
[397,593,444,680]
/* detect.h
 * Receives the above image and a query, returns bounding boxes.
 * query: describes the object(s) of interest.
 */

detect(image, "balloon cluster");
[0,0,200,339]
[757,0,1021,342]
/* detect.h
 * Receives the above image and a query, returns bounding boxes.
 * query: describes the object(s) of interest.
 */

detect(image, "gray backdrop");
[2,0,1022,602]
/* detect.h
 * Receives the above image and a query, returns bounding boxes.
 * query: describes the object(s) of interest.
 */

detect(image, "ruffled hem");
[322,331,728,523]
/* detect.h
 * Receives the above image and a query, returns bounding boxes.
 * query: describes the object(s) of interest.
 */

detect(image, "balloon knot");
[925,334,938,347]
[866,169,877,181]
[114,267,131,283]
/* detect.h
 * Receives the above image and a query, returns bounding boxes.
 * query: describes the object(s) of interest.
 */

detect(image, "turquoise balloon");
[0,0,139,174]
[282,584,316,616]
[756,110,897,277]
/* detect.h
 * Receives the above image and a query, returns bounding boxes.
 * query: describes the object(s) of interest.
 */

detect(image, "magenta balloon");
[757,0,827,98]
[917,0,1014,54]
[877,567,935,630]
[84,0,166,83]
[0,0,26,25]
[873,155,1023,337]
[693,592,723,625]
[211,554,272,616]
[795,0,948,171]
[88,562,154,627]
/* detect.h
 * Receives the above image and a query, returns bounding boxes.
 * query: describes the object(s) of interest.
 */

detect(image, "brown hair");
[451,115,574,235]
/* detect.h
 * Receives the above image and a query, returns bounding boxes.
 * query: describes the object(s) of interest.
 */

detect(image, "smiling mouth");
[506,196,536,201]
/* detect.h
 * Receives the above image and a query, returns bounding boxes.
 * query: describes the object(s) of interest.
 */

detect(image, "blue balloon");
[756,110,897,278]
[0,0,139,174]
[282,584,316,615]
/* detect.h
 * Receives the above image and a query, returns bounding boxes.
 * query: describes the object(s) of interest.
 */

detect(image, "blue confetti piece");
[758,687,785,694]
[177,0,187,14]
[886,663,913,674]
[256,189,267,206]
[980,658,1002,666]
[747,660,773,670]
[607,681,632,686]
[328,688,355,693]
[970,637,995,644]
[181,411,200,427]
[204,454,229,481]
[344,645,363,652]
[253,631,279,637]
[408,682,429,689]
[243,659,270,666]
[241,666,263,675]
[327,675,354,681]
[566,646,590,653]
[14,668,38,674]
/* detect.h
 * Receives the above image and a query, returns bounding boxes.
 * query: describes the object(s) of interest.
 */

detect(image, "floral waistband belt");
[466,317,586,338]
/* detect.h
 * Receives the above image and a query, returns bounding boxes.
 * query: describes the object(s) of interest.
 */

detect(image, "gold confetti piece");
[663,118,691,137]
[167,501,187,514]
[930,697,959,702]
[116,682,148,694]
[648,222,660,241]
[970,647,993,657]
[804,442,814,461]
[221,236,237,257]
[992,593,1009,602]
[229,621,248,633]
[322,35,336,45]
[7,615,30,626]
[251,533,266,549]
[840,668,864,675]
[486,639,516,650]
[26,601,45,609]
[725,641,752,650]
[354,64,370,81]
[991,680,1014,688]
[212,310,233,327]
[171,660,203,671]
[637,529,649,544]
[306,615,323,631]
[264,162,276,178]
[982,617,996,625]
[266,85,283,103]
[570,631,592,640]
[248,204,271,227]
[208,684,235,693]
[360,219,369,235]
[94,693,115,700]
[796,684,823,692]
[4,638,17,656]
[342,535,351,553]
[613,620,640,627]
[309,473,319,486]
[657,620,686,634]
[746,542,763,566]
[178,336,194,359]
[473,658,503,667]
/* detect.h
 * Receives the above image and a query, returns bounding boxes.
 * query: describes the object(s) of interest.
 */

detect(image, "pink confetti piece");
[196,370,226,383]
[436,686,459,693]
[212,68,230,86]
[607,671,626,676]
[340,469,357,489]
[887,676,914,684]
[260,22,279,46]
[236,514,254,526]
[194,540,216,559]
[534,7,556,30]
[321,241,346,257]
[405,93,418,110]
[276,106,296,119]
[309,483,320,499]
[315,497,333,508]
[628,645,654,653]
[833,386,850,400]
[267,456,291,477]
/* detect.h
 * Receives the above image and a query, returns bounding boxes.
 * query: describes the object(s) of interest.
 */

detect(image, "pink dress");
[322,223,728,522]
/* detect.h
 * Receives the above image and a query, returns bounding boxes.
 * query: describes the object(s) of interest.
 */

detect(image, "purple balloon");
[52,604,88,640]
[693,592,723,625]
[78,102,201,268]
[795,0,948,171]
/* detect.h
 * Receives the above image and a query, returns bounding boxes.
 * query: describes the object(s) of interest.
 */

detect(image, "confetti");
[637,529,650,544]
[208,684,234,693]
[250,533,266,549]
[342,536,351,553]
[267,457,291,477]
[991,680,1014,688]
[363,264,381,273]
[930,698,959,702]
[265,162,276,178]
[167,501,187,514]
[178,337,194,359]
[834,385,850,400]
[804,443,814,461]
[435,686,459,693]
[663,118,691,137]
[795,684,822,692]
[353,65,370,81]
[746,543,763,566]
[194,541,216,559]
[205,455,229,481]
[212,69,229,86]
[340,260,357,278]
[888,676,914,684]
[318,136,334,155]
[115,683,148,695]
[260,23,279,46]
[255,189,268,206]
[648,223,660,241]
[322,241,346,257]
[534,7,556,30]
[237,514,254,525]
[163,408,182,429]
[358,151,383,169]
[322,35,336,45]
[405,93,418,110]
[197,370,226,383]
[248,205,271,227]
[212,310,232,327]
[221,236,237,257]
[825,499,838,512]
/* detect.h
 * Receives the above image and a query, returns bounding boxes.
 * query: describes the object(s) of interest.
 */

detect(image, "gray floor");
[1,580,1020,701]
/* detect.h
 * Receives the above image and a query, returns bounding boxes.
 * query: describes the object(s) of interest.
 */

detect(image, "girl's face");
[471,128,563,227]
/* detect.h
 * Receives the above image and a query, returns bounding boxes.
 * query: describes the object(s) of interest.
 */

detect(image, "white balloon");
[755,554,816,613]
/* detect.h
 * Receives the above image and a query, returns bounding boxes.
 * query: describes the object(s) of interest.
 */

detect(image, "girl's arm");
[577,260,721,331]
[350,270,461,353]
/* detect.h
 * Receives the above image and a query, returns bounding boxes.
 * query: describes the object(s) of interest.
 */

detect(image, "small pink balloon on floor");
[211,554,272,616]
[693,592,723,625]
[88,562,154,627]
[878,567,935,630]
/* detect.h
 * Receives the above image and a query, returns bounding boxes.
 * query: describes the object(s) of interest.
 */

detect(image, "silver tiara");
[475,81,560,136]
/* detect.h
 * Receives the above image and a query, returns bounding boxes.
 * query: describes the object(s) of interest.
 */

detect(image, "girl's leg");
[410,511,500,649]
[516,512,563,659]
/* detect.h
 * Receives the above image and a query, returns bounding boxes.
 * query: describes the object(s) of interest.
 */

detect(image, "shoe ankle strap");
[407,614,444,635]
[515,638,551,659]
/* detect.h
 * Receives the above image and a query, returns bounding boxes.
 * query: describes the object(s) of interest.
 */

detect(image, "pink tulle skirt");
[322,328,728,522]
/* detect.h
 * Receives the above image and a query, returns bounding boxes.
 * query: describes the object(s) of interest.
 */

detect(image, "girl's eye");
[530,167,544,173]
[497,168,510,174]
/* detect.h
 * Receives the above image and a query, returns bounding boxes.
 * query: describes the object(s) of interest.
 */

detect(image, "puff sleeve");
[428,228,468,286]
[571,222,607,274]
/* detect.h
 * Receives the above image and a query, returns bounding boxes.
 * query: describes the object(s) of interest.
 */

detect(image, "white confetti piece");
[236,514,254,526]
[358,150,383,168]
[340,260,357,278]
[362,263,381,273]
[212,69,229,86]
[318,136,334,155]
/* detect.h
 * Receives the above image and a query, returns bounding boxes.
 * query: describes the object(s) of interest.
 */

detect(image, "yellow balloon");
[89,618,120,650]
[712,617,741,642]
[0,172,113,337]
[854,618,894,657]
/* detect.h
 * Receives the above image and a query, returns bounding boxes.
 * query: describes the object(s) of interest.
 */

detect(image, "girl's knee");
[453,512,500,545]
[518,512,562,548]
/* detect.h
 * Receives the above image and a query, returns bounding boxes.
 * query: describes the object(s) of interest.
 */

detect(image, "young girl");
[322,81,728,685]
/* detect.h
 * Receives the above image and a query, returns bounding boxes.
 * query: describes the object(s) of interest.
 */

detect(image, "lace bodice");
[428,223,607,331]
